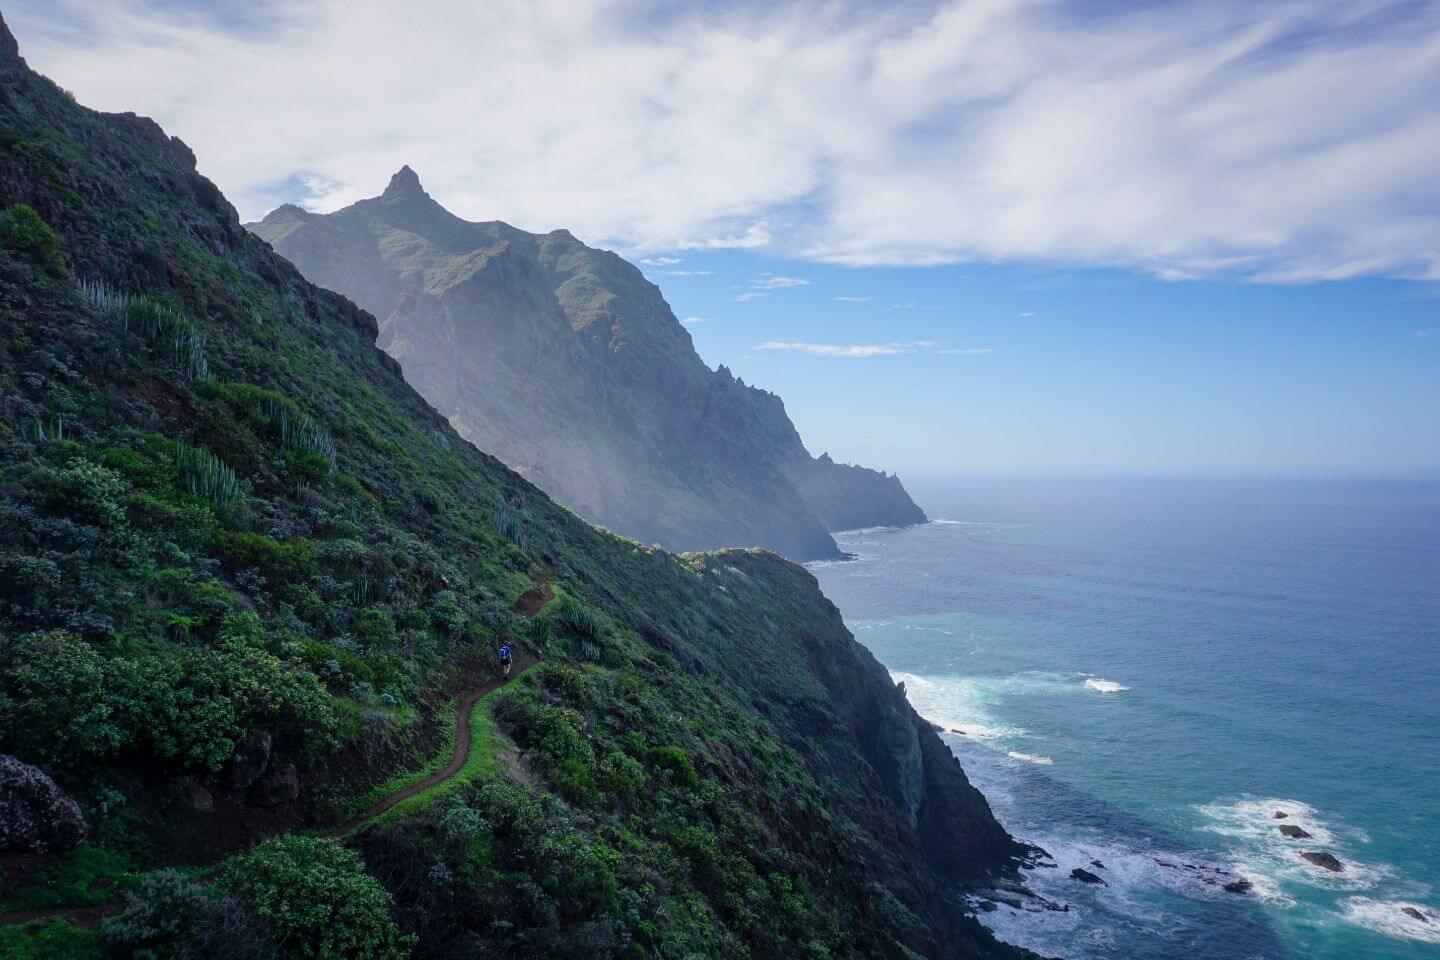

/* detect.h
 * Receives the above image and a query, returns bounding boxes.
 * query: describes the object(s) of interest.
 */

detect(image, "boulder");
[1070,867,1106,885]
[1301,851,1343,872]
[250,763,299,806]
[166,776,214,813]
[1223,879,1253,894]
[0,754,88,854]
[1272,811,1288,819]
[1401,906,1429,923]
[227,730,272,791]
[1277,824,1311,839]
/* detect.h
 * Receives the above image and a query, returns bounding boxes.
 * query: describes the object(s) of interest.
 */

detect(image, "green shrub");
[648,745,699,788]
[37,458,129,527]
[353,607,397,649]
[0,203,65,274]
[102,869,275,960]
[0,623,334,771]
[222,836,411,960]
[212,530,317,583]
[598,750,646,800]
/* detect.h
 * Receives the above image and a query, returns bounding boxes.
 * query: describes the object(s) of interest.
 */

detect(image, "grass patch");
[0,845,139,913]
[0,919,102,960]
[342,698,458,818]
[371,686,505,825]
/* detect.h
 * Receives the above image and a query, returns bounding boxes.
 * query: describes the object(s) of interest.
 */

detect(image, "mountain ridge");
[250,173,925,561]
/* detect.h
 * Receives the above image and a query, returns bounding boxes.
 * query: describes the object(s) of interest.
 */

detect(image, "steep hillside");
[0,16,1024,960]
[250,172,925,561]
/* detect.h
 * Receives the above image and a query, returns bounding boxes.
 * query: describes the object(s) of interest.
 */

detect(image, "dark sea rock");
[1277,824,1311,839]
[1090,859,1105,869]
[1071,867,1107,885]
[1401,906,1429,923]
[1301,851,1343,872]
[0,754,88,854]
[1223,879,1254,894]
[1273,810,1288,819]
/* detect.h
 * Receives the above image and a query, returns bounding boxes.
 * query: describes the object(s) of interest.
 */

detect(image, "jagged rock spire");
[383,165,427,199]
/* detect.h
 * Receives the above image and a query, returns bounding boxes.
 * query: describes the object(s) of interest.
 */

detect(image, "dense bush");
[0,203,66,274]
[221,837,412,960]
[103,869,276,960]
[0,619,335,771]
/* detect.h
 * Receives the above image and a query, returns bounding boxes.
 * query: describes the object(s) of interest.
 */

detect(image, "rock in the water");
[1278,824,1312,839]
[227,730,272,791]
[250,763,299,805]
[1090,859,1105,869]
[0,754,88,854]
[1401,906,1429,923]
[1273,811,1288,819]
[1223,879,1254,894]
[1070,867,1106,885]
[978,900,999,912]
[1301,851,1343,872]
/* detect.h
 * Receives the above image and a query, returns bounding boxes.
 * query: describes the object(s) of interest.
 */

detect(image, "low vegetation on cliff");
[0,17,1018,960]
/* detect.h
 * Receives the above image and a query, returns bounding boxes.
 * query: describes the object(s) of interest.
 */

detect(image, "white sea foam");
[1343,897,1440,944]
[1195,797,1386,901]
[1007,751,1055,765]
[1083,677,1129,693]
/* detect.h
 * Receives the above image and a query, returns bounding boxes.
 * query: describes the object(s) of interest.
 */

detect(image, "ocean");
[808,478,1440,960]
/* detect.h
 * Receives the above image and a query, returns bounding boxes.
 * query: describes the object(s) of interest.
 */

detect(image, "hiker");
[499,642,513,677]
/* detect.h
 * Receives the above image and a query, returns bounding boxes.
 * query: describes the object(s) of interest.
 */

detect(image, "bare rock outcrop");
[0,754,88,854]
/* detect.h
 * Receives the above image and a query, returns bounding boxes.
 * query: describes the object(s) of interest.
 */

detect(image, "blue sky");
[651,253,1438,476]
[9,0,1440,476]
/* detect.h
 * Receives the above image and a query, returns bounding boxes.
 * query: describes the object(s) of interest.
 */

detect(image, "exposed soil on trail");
[323,654,536,836]
[0,648,537,932]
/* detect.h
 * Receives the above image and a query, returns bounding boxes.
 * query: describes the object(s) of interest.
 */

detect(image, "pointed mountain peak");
[0,12,26,74]
[384,165,427,199]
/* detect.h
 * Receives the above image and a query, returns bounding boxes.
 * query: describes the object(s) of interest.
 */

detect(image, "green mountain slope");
[250,171,925,562]
[0,16,1022,960]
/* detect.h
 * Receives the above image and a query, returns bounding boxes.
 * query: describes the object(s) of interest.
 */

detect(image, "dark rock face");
[251,175,925,561]
[1277,824,1312,839]
[1401,906,1429,923]
[250,763,300,806]
[0,754,88,854]
[227,730,272,791]
[1223,878,1253,894]
[1301,851,1343,872]
[1272,810,1288,819]
[1070,867,1106,885]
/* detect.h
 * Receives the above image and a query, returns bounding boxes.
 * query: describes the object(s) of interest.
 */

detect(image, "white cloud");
[754,339,990,358]
[664,269,711,275]
[13,0,1440,281]
[733,291,768,302]
[832,295,873,303]
[1019,311,1037,317]
[642,256,682,266]
[681,316,709,325]
[755,274,811,289]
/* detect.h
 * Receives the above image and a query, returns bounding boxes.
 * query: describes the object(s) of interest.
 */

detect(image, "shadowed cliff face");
[251,173,925,560]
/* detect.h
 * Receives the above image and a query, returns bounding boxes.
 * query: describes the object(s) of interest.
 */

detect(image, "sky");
[8,0,1439,477]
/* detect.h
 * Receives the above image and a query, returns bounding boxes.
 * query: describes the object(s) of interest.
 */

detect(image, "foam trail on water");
[1084,677,1129,693]
[1008,751,1055,765]
[1343,898,1440,944]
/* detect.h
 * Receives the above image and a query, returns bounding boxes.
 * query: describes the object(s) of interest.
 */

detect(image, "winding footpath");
[0,655,536,932]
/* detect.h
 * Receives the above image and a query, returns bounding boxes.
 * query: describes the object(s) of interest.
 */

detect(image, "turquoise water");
[809,478,1440,960]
